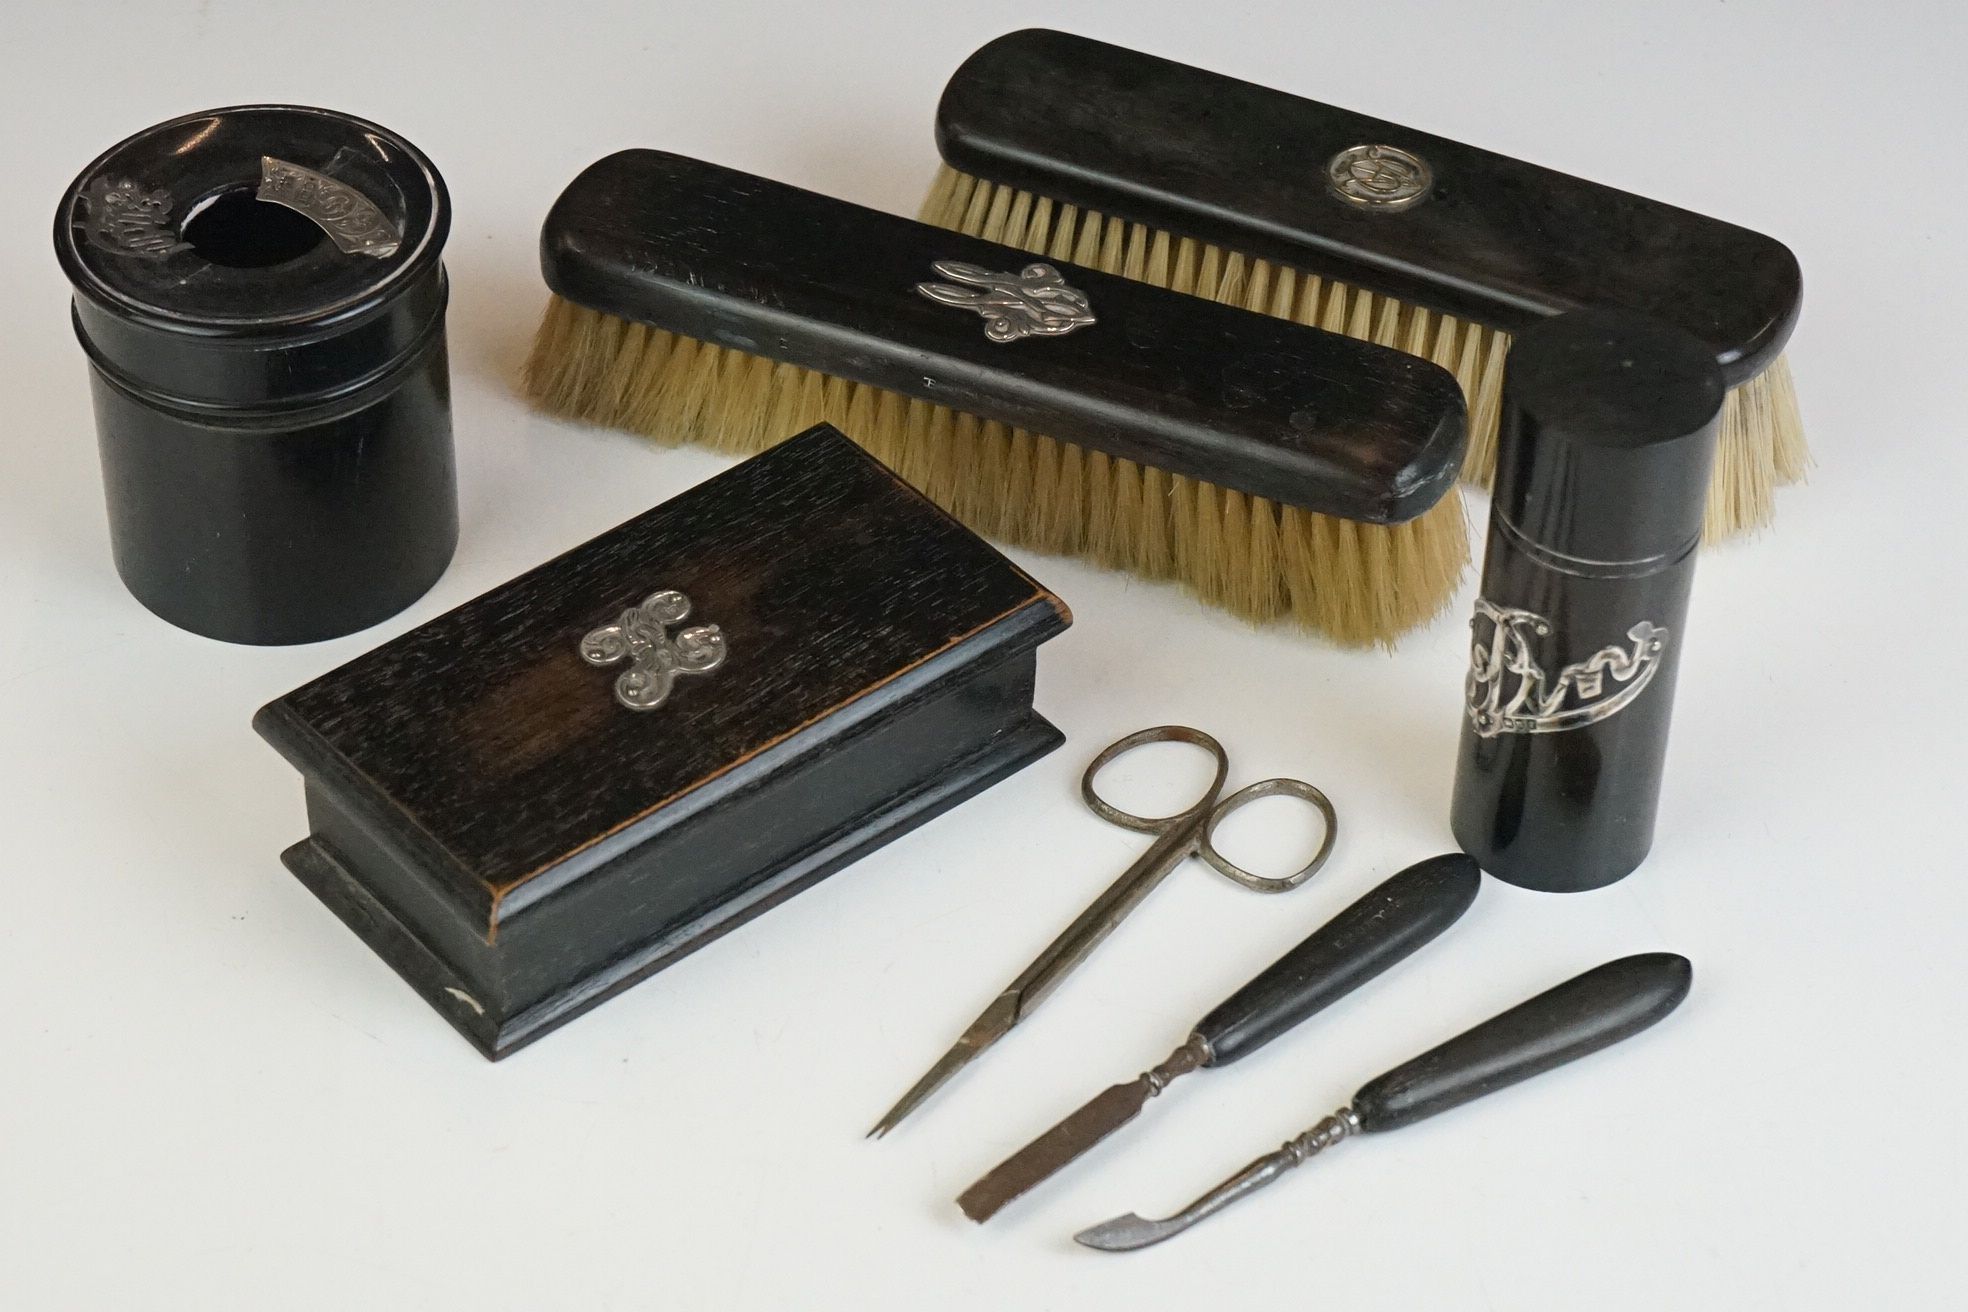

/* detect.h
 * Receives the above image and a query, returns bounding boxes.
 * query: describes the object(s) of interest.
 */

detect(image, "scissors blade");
[871,767,1212,1141]
[867,989,1022,1138]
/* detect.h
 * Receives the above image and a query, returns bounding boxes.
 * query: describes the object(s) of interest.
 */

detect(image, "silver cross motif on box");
[579,589,727,711]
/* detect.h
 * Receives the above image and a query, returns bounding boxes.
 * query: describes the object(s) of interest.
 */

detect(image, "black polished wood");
[1195,855,1481,1065]
[55,105,457,644]
[542,150,1465,523]
[256,427,1071,1058]
[1452,312,1724,892]
[938,30,1800,386]
[1352,954,1692,1132]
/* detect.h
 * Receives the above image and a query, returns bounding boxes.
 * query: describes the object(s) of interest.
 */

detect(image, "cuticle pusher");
[958,853,1482,1221]
[1074,951,1694,1251]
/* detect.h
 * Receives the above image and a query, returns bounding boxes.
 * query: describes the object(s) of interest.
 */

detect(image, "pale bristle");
[523,232,1471,646]
[1762,356,1809,485]
[916,161,967,226]
[521,296,629,422]
[926,167,1809,543]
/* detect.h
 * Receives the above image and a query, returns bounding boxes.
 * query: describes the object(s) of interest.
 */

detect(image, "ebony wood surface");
[256,427,1070,931]
[1352,953,1692,1133]
[284,659,1061,1059]
[57,105,458,645]
[1194,854,1480,1065]
[87,331,457,645]
[1453,312,1721,892]
[937,30,1800,385]
[541,150,1465,523]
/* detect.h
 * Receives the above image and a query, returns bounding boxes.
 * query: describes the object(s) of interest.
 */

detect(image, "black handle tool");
[1074,951,1693,1250]
[957,854,1481,1221]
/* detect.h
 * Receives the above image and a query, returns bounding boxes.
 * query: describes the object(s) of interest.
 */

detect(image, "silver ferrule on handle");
[1143,1033,1213,1092]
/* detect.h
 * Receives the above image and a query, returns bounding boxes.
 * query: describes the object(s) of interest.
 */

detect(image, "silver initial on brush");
[915,260,1097,342]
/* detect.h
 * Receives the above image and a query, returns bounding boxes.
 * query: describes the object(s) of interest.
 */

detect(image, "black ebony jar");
[54,105,457,645]
[1450,310,1726,892]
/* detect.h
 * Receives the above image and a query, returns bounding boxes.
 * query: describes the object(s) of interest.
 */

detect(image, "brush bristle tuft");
[524,161,1498,645]
[924,166,1808,544]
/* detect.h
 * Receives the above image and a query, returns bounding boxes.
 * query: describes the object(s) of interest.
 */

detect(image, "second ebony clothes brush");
[1452,310,1725,891]
[925,29,1804,542]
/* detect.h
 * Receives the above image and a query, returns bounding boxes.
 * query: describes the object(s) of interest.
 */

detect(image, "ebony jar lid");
[57,104,451,408]
[55,105,458,645]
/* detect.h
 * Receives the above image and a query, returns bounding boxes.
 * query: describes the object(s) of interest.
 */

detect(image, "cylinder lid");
[1494,309,1727,566]
[55,104,448,338]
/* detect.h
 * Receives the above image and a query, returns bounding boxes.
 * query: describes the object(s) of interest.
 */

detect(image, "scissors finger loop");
[1081,725,1230,834]
[1197,778,1338,893]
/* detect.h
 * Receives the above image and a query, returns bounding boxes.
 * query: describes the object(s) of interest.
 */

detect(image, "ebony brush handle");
[1352,952,1692,1133]
[1196,854,1481,1064]
[937,30,1800,386]
[541,150,1465,522]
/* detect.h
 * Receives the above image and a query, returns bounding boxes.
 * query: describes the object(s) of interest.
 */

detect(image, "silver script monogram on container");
[1465,599,1668,737]
[580,590,726,711]
[257,157,402,258]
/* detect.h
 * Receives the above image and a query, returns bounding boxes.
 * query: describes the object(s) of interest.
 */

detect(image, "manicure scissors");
[869,726,1337,1137]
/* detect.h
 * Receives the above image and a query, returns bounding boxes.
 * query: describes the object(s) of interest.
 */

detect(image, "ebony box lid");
[255,426,1070,1057]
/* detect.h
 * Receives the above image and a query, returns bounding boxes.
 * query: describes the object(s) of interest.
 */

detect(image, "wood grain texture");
[540,150,1465,523]
[255,427,1070,1056]
[1193,854,1480,1065]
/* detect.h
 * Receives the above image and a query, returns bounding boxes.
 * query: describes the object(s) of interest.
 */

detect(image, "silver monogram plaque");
[915,260,1097,342]
[83,178,192,259]
[1326,144,1433,212]
[1465,599,1668,738]
[580,590,726,711]
[256,157,401,258]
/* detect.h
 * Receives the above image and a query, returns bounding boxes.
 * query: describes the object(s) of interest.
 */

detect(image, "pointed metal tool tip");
[1073,1213,1172,1252]
[866,1068,949,1142]
[869,991,1021,1141]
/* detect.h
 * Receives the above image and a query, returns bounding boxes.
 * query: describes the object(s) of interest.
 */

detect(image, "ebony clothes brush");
[1452,311,1725,891]
[925,28,1804,542]
[525,149,1471,646]
[54,105,456,644]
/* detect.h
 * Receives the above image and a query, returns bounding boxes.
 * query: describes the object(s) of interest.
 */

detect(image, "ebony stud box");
[255,427,1071,1057]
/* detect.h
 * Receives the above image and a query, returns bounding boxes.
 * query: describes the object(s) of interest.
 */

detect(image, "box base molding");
[281,709,1063,1059]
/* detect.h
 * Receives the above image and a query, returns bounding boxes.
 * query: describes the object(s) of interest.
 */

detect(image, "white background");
[4,2,1963,1307]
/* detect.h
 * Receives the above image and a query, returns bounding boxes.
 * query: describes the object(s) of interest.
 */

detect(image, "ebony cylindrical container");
[1451,310,1726,891]
[54,105,457,645]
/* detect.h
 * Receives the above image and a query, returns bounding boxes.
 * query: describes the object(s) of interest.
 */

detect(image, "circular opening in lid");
[180,188,327,268]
